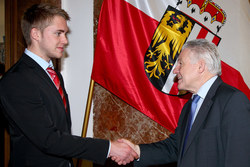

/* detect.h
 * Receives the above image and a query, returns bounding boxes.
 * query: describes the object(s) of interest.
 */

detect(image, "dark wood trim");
[3,1,15,165]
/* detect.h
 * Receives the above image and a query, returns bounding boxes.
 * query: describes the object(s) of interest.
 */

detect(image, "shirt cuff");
[107,140,111,158]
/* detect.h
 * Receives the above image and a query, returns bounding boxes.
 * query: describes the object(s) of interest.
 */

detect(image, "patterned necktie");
[182,94,200,153]
[46,67,67,112]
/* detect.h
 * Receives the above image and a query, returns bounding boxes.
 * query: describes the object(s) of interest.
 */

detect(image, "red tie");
[46,67,67,112]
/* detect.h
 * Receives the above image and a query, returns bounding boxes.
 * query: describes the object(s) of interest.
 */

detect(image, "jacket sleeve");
[0,70,109,165]
[134,133,178,167]
[134,100,191,167]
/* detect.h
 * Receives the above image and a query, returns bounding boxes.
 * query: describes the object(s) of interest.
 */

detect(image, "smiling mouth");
[176,75,182,80]
[174,75,180,83]
[57,47,64,52]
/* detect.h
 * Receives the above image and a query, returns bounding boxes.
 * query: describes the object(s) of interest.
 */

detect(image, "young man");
[116,39,250,167]
[0,3,137,167]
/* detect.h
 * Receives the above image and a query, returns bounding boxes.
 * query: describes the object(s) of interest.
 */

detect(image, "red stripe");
[169,82,179,95]
[221,61,250,100]
[196,28,208,39]
[212,36,220,45]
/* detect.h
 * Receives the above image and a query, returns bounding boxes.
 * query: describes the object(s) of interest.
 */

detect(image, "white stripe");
[205,31,214,42]
[125,0,222,34]
[124,0,178,21]
[161,62,177,94]
[187,24,201,41]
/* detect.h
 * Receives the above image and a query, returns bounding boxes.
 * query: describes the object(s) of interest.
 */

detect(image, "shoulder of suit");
[0,54,40,85]
[212,81,249,106]
[217,82,240,96]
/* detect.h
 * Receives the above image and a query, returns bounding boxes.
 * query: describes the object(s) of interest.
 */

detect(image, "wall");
[61,0,94,137]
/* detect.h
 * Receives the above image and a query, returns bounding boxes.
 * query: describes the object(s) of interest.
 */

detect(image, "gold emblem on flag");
[145,8,193,80]
[144,3,224,95]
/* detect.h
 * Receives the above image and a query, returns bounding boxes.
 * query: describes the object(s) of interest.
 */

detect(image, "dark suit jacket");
[0,54,109,167]
[134,77,250,167]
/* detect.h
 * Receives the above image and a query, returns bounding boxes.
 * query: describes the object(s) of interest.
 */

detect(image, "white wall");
[61,0,94,137]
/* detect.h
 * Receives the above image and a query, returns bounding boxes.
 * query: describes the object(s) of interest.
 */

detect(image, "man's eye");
[55,32,61,36]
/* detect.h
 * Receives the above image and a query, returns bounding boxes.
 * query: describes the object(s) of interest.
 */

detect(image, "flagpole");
[82,79,95,137]
[77,79,95,167]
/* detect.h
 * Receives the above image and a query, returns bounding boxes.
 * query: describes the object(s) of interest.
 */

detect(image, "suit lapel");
[181,77,223,156]
[22,54,70,120]
[183,99,213,154]
[178,100,192,159]
[55,70,72,126]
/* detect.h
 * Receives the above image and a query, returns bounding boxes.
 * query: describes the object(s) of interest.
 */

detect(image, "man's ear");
[198,60,206,73]
[30,28,41,41]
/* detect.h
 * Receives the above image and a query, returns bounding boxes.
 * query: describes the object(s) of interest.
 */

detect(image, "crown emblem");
[177,0,227,34]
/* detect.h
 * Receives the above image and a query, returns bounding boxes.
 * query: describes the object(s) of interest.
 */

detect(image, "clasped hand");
[109,139,140,165]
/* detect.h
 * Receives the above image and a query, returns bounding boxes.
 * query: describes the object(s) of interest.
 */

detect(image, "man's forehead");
[46,16,69,31]
[177,53,184,61]
[178,48,192,59]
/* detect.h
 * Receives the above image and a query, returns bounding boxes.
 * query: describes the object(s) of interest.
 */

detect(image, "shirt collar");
[195,75,218,100]
[25,48,54,70]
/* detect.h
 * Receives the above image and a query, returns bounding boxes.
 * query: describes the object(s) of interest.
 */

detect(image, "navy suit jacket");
[134,77,250,167]
[0,54,109,167]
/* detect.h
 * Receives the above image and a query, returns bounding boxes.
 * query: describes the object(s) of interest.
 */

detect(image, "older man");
[116,39,250,167]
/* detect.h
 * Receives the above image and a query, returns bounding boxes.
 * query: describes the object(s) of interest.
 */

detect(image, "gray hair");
[182,39,222,76]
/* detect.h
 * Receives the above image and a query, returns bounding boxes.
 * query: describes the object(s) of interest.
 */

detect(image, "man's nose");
[173,66,179,74]
[61,35,68,45]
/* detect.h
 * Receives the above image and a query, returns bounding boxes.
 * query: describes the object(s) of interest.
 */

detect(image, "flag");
[91,0,250,132]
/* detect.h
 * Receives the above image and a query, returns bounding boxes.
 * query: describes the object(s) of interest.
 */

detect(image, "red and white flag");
[92,0,250,132]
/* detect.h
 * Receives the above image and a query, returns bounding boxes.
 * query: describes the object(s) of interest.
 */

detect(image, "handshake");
[109,139,140,165]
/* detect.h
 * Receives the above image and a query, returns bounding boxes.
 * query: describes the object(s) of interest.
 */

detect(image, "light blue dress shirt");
[191,75,218,125]
[25,49,54,70]
[25,48,55,82]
